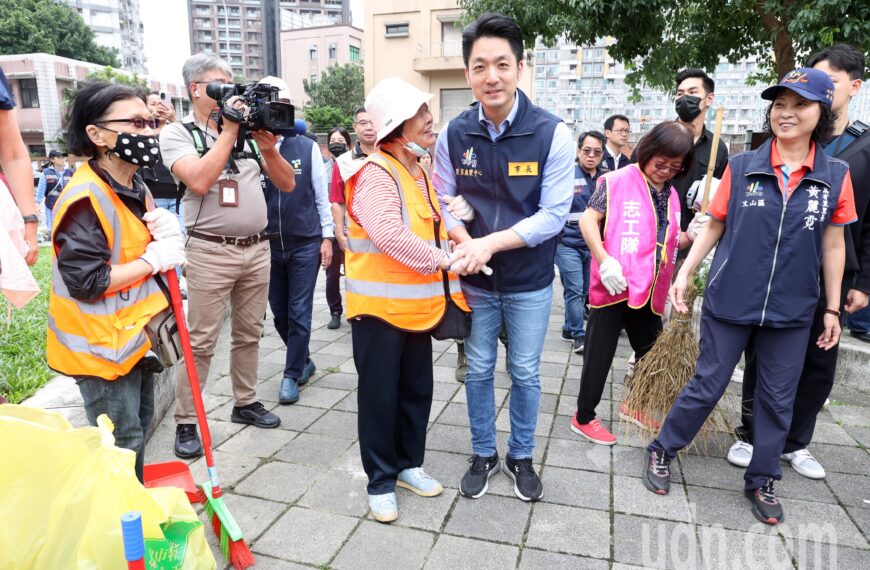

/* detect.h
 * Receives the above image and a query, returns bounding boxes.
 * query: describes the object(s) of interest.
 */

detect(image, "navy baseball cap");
[761,67,835,107]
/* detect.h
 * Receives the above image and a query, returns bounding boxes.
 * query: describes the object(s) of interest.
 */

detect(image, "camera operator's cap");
[366,77,433,145]
[258,75,292,103]
[48,150,67,158]
[761,67,835,107]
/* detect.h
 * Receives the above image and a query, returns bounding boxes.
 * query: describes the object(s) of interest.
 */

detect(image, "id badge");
[218,179,239,207]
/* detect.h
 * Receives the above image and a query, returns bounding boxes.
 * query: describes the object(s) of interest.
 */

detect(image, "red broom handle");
[163,270,222,497]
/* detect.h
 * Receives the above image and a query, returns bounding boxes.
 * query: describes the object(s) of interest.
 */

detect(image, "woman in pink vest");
[571,121,695,445]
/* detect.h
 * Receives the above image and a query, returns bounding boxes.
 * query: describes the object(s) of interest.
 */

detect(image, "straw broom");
[621,107,731,449]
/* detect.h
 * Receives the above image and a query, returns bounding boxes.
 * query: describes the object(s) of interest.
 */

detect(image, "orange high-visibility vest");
[345,152,468,332]
[46,162,168,380]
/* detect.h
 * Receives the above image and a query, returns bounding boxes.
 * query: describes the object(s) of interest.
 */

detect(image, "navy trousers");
[650,309,811,491]
[268,238,321,379]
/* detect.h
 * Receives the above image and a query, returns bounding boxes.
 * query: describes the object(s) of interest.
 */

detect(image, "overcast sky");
[141,0,364,83]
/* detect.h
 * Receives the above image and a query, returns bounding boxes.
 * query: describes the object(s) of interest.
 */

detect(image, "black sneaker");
[327,312,341,330]
[231,401,281,429]
[459,453,500,498]
[502,455,543,501]
[455,342,467,383]
[561,328,573,342]
[174,424,203,459]
[642,448,671,495]
[745,479,784,524]
[572,338,585,354]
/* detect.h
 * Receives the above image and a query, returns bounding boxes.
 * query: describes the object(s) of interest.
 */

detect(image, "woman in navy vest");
[644,68,858,526]
[36,150,75,237]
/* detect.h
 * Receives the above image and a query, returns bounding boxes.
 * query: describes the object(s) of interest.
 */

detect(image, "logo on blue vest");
[461,147,477,168]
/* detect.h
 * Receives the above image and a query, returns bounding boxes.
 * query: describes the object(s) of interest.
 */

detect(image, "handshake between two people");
[139,208,186,275]
[440,195,492,277]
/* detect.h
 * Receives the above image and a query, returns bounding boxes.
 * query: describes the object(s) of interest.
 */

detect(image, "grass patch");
[323,366,341,374]
[0,251,53,403]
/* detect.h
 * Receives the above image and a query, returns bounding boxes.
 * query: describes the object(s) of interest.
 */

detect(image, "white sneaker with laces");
[782,449,825,479]
[368,492,398,523]
[727,440,753,468]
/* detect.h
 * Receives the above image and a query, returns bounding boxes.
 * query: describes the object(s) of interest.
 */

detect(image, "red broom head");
[228,539,255,570]
[210,511,223,538]
[196,487,207,505]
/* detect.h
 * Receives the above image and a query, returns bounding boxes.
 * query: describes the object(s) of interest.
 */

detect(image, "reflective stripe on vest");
[47,163,168,379]
[344,152,469,331]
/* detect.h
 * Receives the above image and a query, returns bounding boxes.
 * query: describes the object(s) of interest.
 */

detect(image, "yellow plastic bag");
[0,405,216,570]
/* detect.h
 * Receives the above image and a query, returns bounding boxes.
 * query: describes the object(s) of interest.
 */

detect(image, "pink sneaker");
[618,402,661,431]
[570,415,617,445]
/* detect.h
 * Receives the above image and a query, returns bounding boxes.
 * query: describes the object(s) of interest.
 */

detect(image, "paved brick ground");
[147,273,870,569]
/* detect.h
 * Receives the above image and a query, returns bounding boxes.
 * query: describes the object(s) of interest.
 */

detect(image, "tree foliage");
[302,63,364,117]
[0,0,120,67]
[459,0,870,92]
[303,105,352,133]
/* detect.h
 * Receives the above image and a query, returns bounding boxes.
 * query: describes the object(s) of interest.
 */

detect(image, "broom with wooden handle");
[620,107,731,447]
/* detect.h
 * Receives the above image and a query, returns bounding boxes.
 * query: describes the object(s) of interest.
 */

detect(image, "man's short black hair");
[577,130,606,148]
[675,68,715,93]
[353,106,367,120]
[604,115,629,131]
[807,43,866,81]
[461,13,524,68]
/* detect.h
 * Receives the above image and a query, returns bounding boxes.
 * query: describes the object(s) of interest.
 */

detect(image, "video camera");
[206,82,295,134]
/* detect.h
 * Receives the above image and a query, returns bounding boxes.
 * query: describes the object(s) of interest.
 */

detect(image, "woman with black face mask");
[47,81,185,483]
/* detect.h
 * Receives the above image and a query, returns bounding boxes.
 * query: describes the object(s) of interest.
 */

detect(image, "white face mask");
[401,136,429,158]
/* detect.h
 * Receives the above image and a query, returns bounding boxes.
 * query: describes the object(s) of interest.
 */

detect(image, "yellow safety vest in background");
[345,152,468,332]
[46,163,168,380]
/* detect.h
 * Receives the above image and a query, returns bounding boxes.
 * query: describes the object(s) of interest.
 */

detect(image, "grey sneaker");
[459,453,500,499]
[455,342,467,383]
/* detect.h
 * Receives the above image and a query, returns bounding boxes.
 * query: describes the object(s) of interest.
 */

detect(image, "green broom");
[165,271,254,569]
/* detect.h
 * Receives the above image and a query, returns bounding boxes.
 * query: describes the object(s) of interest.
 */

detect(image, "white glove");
[140,239,186,275]
[599,257,628,296]
[687,213,709,242]
[143,208,182,242]
[446,194,475,222]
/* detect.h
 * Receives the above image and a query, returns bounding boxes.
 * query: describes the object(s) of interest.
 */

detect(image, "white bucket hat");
[365,77,433,145]
[259,75,292,103]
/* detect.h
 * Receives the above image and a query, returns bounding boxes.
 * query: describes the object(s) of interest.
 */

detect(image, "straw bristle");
[621,277,731,452]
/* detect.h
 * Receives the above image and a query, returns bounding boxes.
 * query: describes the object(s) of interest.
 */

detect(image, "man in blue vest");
[557,131,605,354]
[261,78,334,405]
[433,12,573,503]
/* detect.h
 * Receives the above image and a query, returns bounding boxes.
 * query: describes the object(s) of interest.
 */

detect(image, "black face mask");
[328,142,347,158]
[675,95,703,122]
[110,132,161,169]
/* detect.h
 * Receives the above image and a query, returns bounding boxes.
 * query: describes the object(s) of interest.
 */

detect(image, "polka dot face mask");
[109,132,161,169]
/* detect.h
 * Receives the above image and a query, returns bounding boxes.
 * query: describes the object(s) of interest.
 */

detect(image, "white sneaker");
[782,449,826,479]
[727,440,753,468]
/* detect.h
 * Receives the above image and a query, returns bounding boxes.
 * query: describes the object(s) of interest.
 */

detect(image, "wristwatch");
[22,214,39,224]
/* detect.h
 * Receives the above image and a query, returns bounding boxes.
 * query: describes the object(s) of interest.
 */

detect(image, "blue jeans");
[847,304,870,333]
[153,198,185,278]
[461,282,552,459]
[268,238,321,379]
[555,243,589,339]
[76,368,155,483]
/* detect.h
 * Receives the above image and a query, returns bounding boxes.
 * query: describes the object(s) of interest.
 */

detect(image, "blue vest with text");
[704,138,849,328]
[446,90,561,292]
[265,135,320,243]
[559,164,598,249]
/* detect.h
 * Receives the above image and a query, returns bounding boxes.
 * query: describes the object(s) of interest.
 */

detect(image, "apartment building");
[364,0,533,133]
[65,0,147,75]
[280,24,363,107]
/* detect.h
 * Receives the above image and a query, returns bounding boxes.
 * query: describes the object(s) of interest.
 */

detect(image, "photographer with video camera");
[159,53,296,458]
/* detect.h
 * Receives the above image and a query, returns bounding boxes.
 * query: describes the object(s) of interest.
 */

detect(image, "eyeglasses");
[611,128,631,135]
[354,120,374,127]
[579,147,603,156]
[96,118,163,130]
[652,158,684,176]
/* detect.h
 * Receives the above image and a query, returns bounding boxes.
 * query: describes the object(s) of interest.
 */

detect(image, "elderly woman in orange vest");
[571,121,695,446]
[47,82,185,482]
[344,77,470,523]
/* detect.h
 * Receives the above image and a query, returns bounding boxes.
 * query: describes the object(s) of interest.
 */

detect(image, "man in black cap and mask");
[670,68,728,233]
